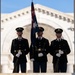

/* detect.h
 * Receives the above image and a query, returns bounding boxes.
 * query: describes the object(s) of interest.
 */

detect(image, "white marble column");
[2,64,9,73]
[67,64,74,73]
[1,54,10,73]
[27,61,31,72]
[67,54,74,73]
[26,54,31,72]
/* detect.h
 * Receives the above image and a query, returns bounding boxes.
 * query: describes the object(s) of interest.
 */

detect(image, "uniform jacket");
[30,37,49,62]
[50,39,71,63]
[11,38,29,63]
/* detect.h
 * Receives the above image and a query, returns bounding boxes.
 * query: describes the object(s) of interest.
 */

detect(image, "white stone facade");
[1,4,74,73]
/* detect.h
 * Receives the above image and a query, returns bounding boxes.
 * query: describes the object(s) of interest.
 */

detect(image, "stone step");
[0,73,75,75]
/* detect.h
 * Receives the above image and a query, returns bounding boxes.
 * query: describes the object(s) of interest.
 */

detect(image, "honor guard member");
[50,28,71,72]
[11,27,29,73]
[30,27,49,73]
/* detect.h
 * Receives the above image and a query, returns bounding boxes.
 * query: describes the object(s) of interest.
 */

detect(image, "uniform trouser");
[53,63,67,73]
[13,62,26,73]
[33,61,47,73]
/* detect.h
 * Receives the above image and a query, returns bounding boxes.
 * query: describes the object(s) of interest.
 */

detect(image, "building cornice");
[1,4,74,24]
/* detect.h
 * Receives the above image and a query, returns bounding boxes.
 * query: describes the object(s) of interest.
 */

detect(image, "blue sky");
[1,0,74,13]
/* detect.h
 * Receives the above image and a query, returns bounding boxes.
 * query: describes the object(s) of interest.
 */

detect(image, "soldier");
[11,27,29,73]
[30,27,49,73]
[50,28,71,72]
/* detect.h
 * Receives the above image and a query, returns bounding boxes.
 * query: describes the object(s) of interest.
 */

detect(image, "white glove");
[16,53,20,57]
[59,50,64,54]
[38,53,43,57]
[18,50,22,55]
[56,53,61,57]
[16,50,22,57]
[31,58,34,61]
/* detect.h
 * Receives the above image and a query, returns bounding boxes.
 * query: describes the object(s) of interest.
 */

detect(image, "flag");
[31,2,38,46]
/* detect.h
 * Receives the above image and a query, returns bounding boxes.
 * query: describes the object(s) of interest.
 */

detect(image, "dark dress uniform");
[11,27,29,73]
[30,27,49,73]
[50,28,71,72]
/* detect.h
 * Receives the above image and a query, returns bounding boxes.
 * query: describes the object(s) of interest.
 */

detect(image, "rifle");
[13,58,19,73]
[54,49,61,72]
[55,58,59,72]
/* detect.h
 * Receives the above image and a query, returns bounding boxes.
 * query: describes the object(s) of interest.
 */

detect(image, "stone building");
[1,4,74,73]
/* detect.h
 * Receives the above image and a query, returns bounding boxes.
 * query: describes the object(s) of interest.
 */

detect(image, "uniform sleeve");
[40,39,49,55]
[25,40,30,54]
[64,40,71,55]
[49,41,54,55]
[49,41,57,56]
[11,40,16,56]
[45,40,49,54]
[22,40,29,55]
